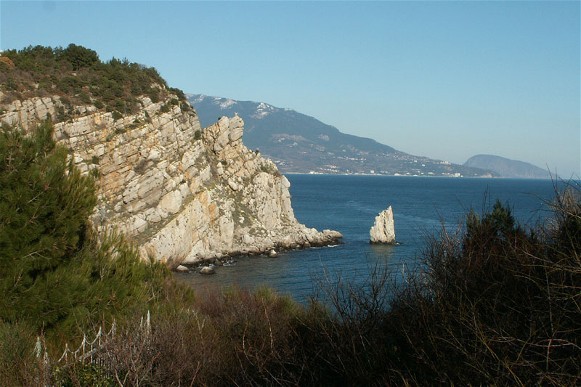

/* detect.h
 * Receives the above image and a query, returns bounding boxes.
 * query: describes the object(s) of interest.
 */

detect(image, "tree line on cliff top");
[0,48,579,384]
[0,44,190,118]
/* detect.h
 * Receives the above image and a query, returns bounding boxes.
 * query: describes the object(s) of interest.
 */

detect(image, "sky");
[1,1,579,177]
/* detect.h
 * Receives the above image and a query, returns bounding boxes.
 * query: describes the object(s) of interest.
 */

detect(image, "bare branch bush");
[387,184,581,385]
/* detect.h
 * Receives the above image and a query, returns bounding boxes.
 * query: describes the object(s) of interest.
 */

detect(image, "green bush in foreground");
[387,194,580,385]
[0,122,174,344]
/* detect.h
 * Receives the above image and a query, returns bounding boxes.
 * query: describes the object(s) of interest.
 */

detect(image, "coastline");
[173,229,343,271]
[282,171,559,180]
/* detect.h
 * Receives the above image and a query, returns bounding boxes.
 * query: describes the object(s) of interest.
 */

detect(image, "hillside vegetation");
[0,44,191,117]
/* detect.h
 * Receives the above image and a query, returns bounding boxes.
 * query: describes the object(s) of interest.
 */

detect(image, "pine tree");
[0,121,96,324]
[0,122,170,334]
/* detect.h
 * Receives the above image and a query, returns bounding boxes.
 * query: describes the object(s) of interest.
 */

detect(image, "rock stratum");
[0,92,341,264]
[370,206,396,244]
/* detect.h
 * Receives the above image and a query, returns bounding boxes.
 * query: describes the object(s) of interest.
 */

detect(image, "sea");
[175,175,562,303]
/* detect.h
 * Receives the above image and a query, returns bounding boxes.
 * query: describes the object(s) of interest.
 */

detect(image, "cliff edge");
[0,92,341,264]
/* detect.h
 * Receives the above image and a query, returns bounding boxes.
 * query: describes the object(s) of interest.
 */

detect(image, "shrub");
[111,110,123,120]
[78,91,91,104]
[133,159,148,174]
[58,44,99,71]
[168,87,186,101]
[0,121,171,341]
[180,102,191,112]
[386,190,581,385]
[291,266,398,385]
[53,363,115,387]
[0,322,37,386]
[15,186,579,386]
[58,286,306,386]
[0,44,189,117]
[146,87,160,103]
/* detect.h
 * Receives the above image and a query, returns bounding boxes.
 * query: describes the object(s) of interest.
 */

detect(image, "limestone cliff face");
[370,206,396,244]
[0,92,341,263]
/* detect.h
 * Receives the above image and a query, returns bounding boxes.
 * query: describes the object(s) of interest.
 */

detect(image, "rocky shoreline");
[210,228,343,259]
[174,229,342,273]
[193,228,341,261]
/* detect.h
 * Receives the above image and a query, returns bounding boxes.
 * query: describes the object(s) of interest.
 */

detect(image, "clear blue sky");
[2,1,579,177]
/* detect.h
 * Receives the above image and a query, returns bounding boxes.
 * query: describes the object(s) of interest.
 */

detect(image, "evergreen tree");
[0,121,96,325]
[0,122,169,334]
[58,43,99,70]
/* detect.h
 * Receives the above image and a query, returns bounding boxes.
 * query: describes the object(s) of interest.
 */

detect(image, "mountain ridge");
[464,154,551,179]
[189,94,495,178]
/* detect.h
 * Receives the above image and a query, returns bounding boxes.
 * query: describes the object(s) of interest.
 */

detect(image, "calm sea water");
[175,175,558,303]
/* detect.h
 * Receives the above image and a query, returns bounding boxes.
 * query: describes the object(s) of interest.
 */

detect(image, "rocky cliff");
[370,206,396,244]
[0,92,341,264]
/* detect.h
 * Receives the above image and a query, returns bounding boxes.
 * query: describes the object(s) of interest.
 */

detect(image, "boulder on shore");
[199,266,216,275]
[370,205,396,244]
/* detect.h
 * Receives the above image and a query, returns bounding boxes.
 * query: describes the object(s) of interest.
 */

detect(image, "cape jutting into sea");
[175,175,564,303]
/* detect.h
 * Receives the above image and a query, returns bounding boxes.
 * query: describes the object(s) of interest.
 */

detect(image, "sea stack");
[370,206,396,244]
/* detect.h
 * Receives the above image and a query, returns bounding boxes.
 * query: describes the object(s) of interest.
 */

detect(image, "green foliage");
[59,44,99,71]
[465,199,519,245]
[0,122,170,339]
[259,162,281,177]
[46,230,170,335]
[0,321,36,386]
[0,44,188,119]
[111,110,123,121]
[0,121,96,297]
[180,102,192,112]
[168,87,186,101]
[550,186,581,255]
[53,363,115,387]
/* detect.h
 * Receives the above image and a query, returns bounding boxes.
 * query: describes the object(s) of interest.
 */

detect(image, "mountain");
[464,155,550,179]
[189,95,494,178]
